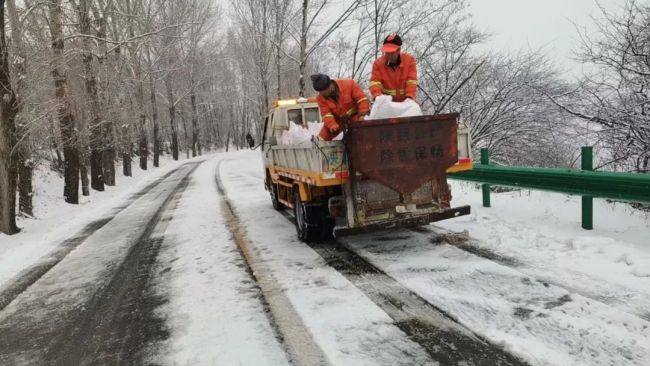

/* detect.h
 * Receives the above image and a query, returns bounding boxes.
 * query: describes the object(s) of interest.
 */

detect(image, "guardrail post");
[481,148,491,207]
[581,146,593,230]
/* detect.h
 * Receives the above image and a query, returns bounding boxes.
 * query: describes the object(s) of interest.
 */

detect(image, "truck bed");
[270,141,349,185]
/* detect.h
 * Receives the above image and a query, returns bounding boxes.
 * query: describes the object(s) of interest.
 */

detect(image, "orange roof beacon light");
[275,99,297,107]
[272,97,318,107]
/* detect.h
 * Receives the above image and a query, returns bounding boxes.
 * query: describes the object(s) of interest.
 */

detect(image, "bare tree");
[549,0,650,172]
[296,0,361,96]
[0,0,20,234]
[72,0,106,191]
[49,0,80,204]
[6,0,32,216]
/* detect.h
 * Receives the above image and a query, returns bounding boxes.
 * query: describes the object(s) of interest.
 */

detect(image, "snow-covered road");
[0,150,648,366]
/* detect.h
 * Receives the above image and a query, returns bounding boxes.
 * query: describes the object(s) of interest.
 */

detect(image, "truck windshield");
[304,107,320,124]
[287,109,303,125]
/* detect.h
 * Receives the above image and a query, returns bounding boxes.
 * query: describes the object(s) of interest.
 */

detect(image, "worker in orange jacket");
[311,74,370,140]
[369,34,418,102]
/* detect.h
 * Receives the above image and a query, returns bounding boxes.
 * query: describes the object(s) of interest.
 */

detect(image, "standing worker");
[311,74,370,141]
[369,34,418,102]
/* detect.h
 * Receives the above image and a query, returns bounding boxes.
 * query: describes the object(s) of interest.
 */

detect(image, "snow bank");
[0,156,186,288]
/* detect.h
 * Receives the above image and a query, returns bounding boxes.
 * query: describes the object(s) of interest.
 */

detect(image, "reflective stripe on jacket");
[369,52,418,102]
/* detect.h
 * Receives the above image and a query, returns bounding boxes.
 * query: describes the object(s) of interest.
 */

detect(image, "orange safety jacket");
[369,52,418,102]
[316,79,370,140]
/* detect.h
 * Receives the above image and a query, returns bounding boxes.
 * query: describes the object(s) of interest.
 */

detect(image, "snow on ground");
[151,157,290,366]
[0,167,195,363]
[0,156,184,288]
[219,150,436,366]
[438,182,650,318]
[340,181,650,366]
[4,147,648,365]
[344,231,650,366]
[220,149,650,366]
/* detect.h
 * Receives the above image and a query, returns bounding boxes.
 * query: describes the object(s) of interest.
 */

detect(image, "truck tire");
[270,183,285,211]
[294,189,321,242]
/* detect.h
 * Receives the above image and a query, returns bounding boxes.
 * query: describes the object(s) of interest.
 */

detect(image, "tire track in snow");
[279,211,528,366]
[215,159,329,366]
[417,225,650,322]
[42,163,201,365]
[0,163,199,365]
[344,228,650,365]
[0,168,178,312]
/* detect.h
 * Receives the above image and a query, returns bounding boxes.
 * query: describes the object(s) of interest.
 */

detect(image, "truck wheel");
[270,183,284,211]
[294,189,321,242]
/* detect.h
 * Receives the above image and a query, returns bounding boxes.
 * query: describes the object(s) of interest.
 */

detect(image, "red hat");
[381,34,402,53]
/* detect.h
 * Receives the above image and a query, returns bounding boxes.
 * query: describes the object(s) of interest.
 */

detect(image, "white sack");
[279,121,342,145]
[366,95,422,120]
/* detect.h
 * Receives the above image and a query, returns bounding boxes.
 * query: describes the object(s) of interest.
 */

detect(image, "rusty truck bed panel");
[347,113,459,197]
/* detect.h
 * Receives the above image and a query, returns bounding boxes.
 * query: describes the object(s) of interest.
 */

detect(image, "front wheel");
[294,189,321,242]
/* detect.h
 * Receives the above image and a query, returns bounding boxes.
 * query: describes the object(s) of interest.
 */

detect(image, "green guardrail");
[448,147,650,230]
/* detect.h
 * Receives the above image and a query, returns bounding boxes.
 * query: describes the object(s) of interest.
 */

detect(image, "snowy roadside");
[343,231,650,366]
[0,166,197,363]
[218,151,435,366]
[0,156,192,288]
[437,182,650,317]
[151,156,290,366]
[340,182,650,366]
[218,150,650,366]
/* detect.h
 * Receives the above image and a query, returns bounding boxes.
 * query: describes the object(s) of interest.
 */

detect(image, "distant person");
[369,34,418,102]
[311,74,370,141]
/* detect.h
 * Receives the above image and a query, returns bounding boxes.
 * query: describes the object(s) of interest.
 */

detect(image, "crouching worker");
[311,73,370,141]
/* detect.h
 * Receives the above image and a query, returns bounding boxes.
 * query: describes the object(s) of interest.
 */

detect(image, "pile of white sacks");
[279,95,422,145]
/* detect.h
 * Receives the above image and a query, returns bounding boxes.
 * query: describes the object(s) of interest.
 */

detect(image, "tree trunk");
[7,0,33,216]
[138,114,147,170]
[165,77,179,160]
[191,91,199,157]
[79,156,90,196]
[102,147,115,186]
[121,120,132,177]
[149,74,160,167]
[96,10,115,186]
[182,114,189,159]
[298,0,309,97]
[78,0,105,192]
[122,147,132,177]
[50,121,63,171]
[0,2,19,234]
[225,128,230,152]
[49,0,80,204]
[137,80,148,170]
[18,159,33,217]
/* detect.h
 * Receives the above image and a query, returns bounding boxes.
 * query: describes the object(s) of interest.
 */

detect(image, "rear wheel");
[270,183,284,211]
[294,189,321,242]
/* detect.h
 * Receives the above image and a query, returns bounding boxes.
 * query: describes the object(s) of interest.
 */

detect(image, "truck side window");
[304,107,321,124]
[272,110,289,137]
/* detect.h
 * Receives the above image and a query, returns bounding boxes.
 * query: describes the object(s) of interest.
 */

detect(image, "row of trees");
[0,0,234,234]
[232,0,648,170]
[1,0,648,235]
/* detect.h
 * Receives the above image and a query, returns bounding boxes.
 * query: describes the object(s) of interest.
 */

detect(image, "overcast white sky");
[466,0,620,74]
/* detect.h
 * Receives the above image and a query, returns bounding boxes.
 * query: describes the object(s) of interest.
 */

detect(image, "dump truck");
[250,97,473,242]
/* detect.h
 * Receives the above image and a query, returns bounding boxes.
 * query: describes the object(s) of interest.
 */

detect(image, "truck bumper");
[333,205,471,237]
